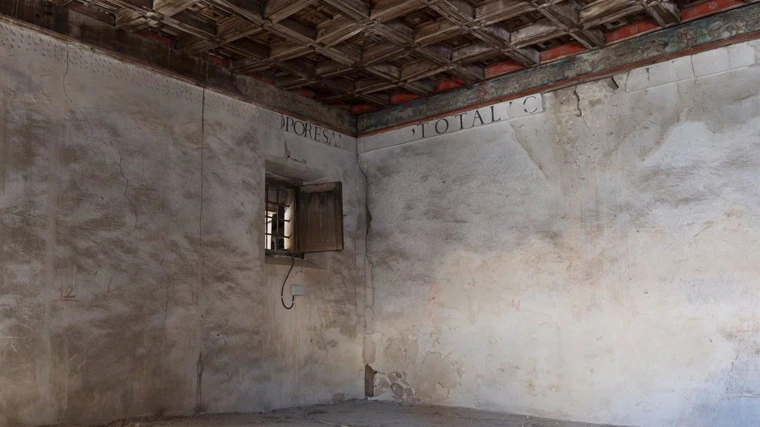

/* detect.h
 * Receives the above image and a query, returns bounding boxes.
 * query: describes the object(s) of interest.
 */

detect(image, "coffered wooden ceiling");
[45,0,754,110]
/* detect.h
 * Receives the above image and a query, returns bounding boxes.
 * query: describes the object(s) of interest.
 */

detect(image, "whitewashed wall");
[0,20,363,426]
[359,40,760,427]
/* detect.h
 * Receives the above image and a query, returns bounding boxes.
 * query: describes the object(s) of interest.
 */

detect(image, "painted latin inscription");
[411,94,543,140]
[281,116,344,148]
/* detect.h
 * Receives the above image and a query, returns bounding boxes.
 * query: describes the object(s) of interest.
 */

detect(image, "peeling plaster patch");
[371,370,420,403]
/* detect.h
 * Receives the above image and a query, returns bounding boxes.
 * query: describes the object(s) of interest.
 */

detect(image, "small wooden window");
[265,177,343,255]
[297,182,344,253]
[265,179,297,253]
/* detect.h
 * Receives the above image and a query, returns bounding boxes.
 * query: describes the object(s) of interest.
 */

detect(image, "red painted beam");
[484,61,525,79]
[328,103,352,111]
[66,2,113,24]
[540,42,587,62]
[606,20,660,44]
[251,74,275,85]
[435,78,464,93]
[205,53,231,68]
[682,0,745,21]
[390,92,420,104]
[292,89,315,98]
[137,30,176,48]
[351,104,379,114]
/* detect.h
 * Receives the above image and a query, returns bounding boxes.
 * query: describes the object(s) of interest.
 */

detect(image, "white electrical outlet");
[290,285,306,296]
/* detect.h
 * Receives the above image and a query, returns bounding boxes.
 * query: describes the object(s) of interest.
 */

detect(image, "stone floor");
[101,400,620,427]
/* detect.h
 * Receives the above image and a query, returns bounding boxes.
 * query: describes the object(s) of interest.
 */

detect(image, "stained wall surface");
[0,21,363,427]
[359,41,760,427]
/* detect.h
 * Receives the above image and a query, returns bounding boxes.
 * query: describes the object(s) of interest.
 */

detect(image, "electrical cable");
[280,254,295,309]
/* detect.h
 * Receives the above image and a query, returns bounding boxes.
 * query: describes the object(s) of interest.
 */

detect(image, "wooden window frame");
[265,175,344,257]
[265,176,301,257]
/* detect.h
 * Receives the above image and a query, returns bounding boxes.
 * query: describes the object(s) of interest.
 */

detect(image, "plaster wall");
[0,21,363,427]
[359,40,760,427]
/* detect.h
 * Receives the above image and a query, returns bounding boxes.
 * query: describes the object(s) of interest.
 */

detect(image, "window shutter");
[297,182,344,253]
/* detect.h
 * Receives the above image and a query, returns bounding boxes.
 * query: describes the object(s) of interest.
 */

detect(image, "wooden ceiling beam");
[321,0,370,20]
[367,19,414,45]
[371,0,426,23]
[152,0,199,17]
[510,19,562,48]
[264,0,317,23]
[316,61,355,77]
[641,0,681,27]
[356,77,396,94]
[428,0,473,23]
[267,17,316,44]
[399,80,435,95]
[318,79,391,105]
[317,43,361,65]
[269,42,312,59]
[278,58,318,78]
[362,43,405,65]
[532,0,605,48]
[317,17,364,45]
[412,44,482,83]
[426,0,540,67]
[451,41,494,63]
[365,63,400,81]
[475,0,533,26]
[39,0,725,110]
[115,8,148,30]
[400,58,443,82]
[580,0,645,28]
[165,10,217,38]
[112,0,153,11]
[476,24,540,65]
[208,0,265,25]
[179,19,263,54]
[414,19,462,46]
[277,60,354,89]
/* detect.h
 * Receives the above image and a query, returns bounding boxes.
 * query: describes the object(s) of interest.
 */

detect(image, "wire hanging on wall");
[281,254,295,309]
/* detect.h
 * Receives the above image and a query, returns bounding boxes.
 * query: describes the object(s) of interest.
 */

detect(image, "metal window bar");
[265,183,294,251]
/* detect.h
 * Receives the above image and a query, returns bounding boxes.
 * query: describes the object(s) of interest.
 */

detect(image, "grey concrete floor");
[98,400,620,427]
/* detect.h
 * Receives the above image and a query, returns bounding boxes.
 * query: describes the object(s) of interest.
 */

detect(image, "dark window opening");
[265,178,297,254]
[265,176,345,255]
